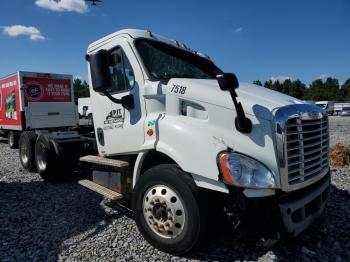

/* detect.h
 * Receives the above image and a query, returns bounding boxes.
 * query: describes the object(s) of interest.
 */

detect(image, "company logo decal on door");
[103,109,124,130]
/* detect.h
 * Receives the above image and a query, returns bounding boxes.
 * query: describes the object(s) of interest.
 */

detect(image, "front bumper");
[225,172,330,237]
[278,172,330,236]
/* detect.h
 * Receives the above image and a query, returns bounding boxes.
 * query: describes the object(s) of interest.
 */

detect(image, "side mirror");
[216,73,239,91]
[217,73,252,133]
[121,95,135,110]
[87,50,111,92]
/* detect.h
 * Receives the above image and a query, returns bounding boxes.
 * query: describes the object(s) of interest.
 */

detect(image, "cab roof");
[87,28,210,60]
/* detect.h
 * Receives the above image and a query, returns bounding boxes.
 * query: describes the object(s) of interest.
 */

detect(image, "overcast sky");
[0,0,349,84]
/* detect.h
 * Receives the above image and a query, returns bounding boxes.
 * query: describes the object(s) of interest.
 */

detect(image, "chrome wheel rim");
[142,185,186,239]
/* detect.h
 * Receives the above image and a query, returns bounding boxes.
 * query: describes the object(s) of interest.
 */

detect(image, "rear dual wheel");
[19,131,38,172]
[19,133,77,182]
[35,134,56,180]
[35,134,75,182]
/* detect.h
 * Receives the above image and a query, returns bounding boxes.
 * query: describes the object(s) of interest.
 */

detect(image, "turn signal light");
[219,153,235,185]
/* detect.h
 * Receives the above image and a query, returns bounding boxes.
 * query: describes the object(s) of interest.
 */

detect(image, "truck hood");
[167,79,305,121]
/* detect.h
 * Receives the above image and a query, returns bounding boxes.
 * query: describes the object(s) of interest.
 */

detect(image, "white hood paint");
[167,79,305,120]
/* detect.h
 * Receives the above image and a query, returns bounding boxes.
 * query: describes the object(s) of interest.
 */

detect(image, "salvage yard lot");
[0,116,349,261]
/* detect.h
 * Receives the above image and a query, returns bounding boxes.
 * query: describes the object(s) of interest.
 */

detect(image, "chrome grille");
[286,116,329,185]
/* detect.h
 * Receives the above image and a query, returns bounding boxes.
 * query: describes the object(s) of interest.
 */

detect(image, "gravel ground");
[329,115,350,146]
[0,117,350,261]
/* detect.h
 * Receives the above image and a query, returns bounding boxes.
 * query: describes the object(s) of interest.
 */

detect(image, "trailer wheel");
[132,164,207,254]
[8,131,18,149]
[19,131,38,172]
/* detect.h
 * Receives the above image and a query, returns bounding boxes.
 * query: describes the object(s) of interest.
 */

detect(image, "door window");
[108,47,135,94]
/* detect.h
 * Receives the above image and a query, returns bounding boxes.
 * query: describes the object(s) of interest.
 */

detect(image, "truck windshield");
[135,39,222,81]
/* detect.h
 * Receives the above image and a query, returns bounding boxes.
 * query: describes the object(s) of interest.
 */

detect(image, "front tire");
[132,164,207,254]
[19,131,38,172]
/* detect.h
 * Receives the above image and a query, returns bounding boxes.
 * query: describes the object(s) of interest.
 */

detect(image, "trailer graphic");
[24,82,43,101]
[23,76,72,105]
[0,88,2,112]
[0,74,22,128]
[5,91,17,120]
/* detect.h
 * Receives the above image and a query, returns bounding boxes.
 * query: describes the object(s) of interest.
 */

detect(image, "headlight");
[218,152,275,189]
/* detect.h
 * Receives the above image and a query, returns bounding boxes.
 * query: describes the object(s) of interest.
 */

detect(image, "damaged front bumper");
[225,172,330,237]
[278,172,330,236]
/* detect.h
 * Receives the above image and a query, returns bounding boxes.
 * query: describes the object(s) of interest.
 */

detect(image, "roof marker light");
[180,43,188,49]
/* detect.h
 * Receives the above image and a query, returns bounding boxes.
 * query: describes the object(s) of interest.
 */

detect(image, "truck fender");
[132,151,147,188]
[155,145,229,193]
[132,150,228,193]
[49,138,62,156]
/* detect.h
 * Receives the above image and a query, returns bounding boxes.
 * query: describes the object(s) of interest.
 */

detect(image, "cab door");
[90,38,145,156]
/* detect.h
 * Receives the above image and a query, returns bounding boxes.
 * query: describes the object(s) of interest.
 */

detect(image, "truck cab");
[82,29,331,254]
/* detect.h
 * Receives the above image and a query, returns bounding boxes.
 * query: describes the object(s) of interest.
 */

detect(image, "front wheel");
[132,164,207,255]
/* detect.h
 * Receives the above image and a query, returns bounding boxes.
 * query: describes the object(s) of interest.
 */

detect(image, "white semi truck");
[315,101,335,115]
[17,29,330,254]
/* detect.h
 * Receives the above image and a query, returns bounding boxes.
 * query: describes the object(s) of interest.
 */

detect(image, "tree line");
[73,76,350,102]
[252,77,350,101]
[73,78,90,103]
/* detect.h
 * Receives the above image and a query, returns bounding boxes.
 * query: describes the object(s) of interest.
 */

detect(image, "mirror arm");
[216,73,252,134]
[101,91,135,110]
[228,89,252,134]
[102,90,122,104]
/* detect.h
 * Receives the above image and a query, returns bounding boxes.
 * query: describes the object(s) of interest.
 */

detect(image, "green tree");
[253,80,263,86]
[281,79,292,95]
[264,80,273,89]
[255,76,345,101]
[341,79,350,100]
[289,80,306,99]
[271,80,283,92]
[73,78,90,103]
[305,79,325,101]
[324,77,341,100]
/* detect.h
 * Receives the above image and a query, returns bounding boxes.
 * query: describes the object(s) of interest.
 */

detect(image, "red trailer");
[0,71,78,148]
